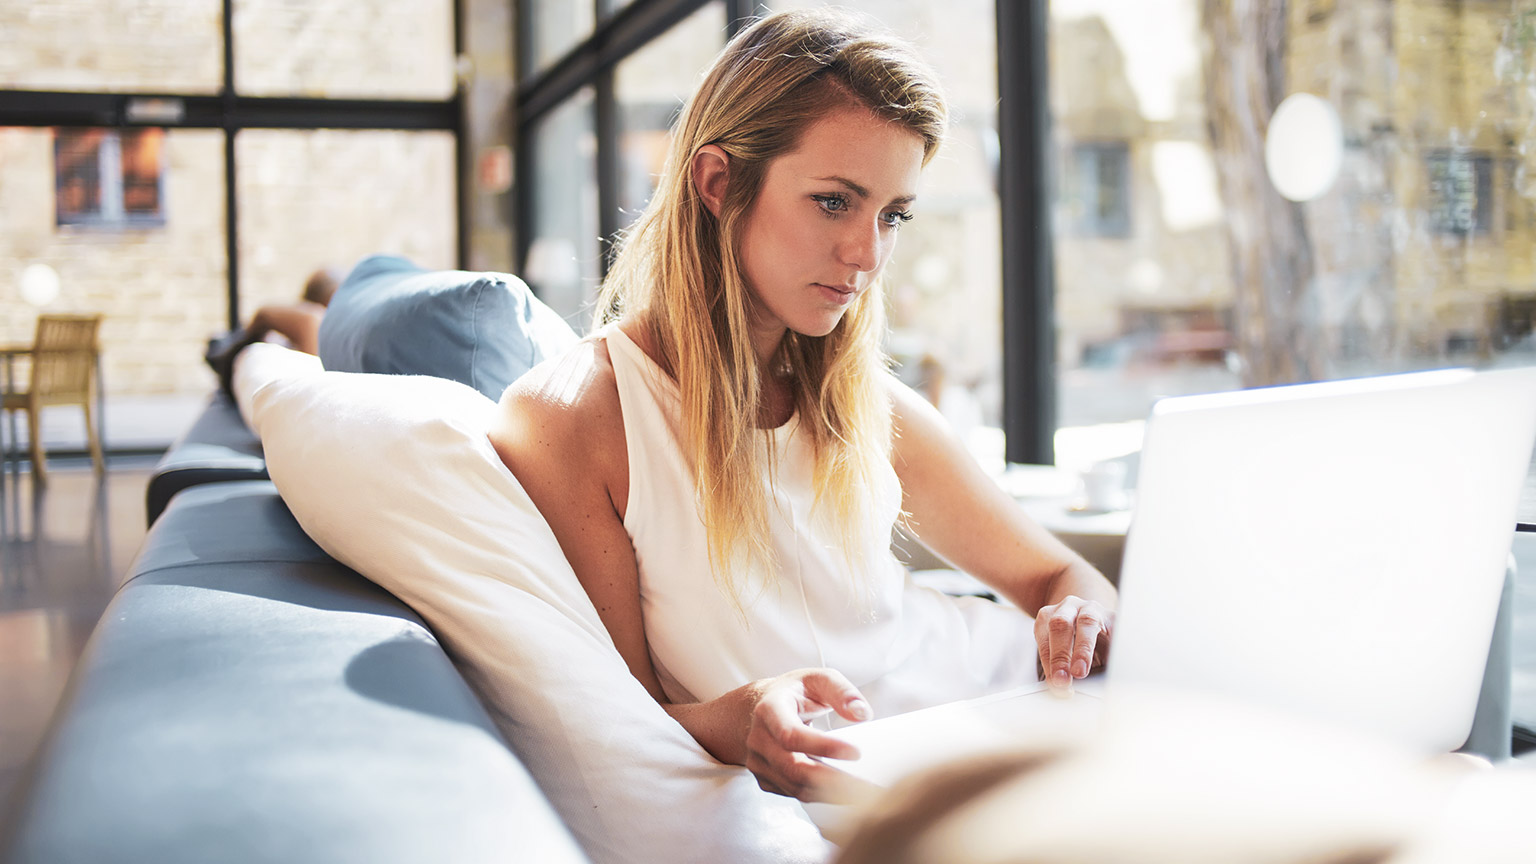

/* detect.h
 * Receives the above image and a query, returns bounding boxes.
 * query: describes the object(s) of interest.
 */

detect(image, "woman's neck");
[625,313,794,429]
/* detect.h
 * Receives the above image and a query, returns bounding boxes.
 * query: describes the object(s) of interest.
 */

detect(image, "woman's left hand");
[1034,595,1114,692]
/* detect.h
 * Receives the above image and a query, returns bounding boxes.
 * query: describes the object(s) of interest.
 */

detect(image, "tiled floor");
[0,457,152,810]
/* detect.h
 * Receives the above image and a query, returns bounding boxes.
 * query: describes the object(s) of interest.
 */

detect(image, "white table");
[903,464,1133,590]
[1001,464,1133,586]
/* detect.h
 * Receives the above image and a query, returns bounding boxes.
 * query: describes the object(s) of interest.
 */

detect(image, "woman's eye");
[881,210,914,227]
[813,194,849,214]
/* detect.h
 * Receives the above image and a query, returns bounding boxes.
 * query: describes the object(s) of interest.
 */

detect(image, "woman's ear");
[692,144,730,217]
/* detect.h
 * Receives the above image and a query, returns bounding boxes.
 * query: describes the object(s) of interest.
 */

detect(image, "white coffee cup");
[1079,461,1128,512]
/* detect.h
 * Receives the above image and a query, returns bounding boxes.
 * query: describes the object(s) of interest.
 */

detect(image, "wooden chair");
[1,314,104,483]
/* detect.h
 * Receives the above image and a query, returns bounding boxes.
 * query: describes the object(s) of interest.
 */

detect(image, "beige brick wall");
[235,129,457,317]
[233,0,455,99]
[0,0,222,93]
[1,127,228,396]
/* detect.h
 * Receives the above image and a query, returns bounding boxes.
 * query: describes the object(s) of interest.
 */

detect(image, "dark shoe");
[205,329,253,400]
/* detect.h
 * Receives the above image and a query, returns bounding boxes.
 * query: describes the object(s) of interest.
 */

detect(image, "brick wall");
[0,0,221,93]
[1,127,227,396]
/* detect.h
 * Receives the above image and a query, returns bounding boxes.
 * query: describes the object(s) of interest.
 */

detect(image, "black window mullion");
[724,0,756,36]
[516,0,711,127]
[223,0,240,332]
[997,0,1055,466]
[515,0,711,286]
[454,0,469,269]
[595,67,620,279]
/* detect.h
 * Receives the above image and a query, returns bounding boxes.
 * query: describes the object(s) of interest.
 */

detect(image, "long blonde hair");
[598,9,947,601]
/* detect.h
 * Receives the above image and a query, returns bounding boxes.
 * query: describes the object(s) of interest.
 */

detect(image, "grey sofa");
[3,252,1519,860]
[1,396,591,863]
[144,391,267,527]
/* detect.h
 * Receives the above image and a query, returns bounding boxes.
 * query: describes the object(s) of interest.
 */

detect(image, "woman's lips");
[815,283,857,305]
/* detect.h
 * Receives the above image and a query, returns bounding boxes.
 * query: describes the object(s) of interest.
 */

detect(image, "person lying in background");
[206,267,338,395]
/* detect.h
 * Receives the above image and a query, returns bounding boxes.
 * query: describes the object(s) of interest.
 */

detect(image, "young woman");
[489,9,1116,803]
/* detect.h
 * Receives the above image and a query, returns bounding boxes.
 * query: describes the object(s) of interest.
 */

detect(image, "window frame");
[0,0,467,330]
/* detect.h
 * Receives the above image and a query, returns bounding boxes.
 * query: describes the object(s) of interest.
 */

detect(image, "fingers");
[1036,598,1081,691]
[745,747,863,802]
[1035,597,1114,692]
[1071,610,1103,678]
[753,693,860,761]
[797,667,873,724]
[744,668,872,802]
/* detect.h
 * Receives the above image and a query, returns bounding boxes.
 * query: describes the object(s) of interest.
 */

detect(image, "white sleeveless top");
[606,325,1040,723]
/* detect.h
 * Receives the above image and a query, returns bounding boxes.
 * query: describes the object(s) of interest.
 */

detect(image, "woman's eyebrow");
[814,175,916,206]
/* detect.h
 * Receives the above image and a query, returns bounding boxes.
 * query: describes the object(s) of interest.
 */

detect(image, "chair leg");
[25,404,46,485]
[83,399,104,475]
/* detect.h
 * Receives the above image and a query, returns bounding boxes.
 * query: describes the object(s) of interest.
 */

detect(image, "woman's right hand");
[743,668,873,801]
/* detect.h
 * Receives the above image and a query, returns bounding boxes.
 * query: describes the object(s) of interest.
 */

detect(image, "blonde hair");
[598,9,947,602]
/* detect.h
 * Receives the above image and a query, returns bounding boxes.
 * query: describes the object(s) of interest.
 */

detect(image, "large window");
[233,0,456,99]
[1,127,227,404]
[613,3,726,219]
[236,129,458,319]
[1047,0,1536,470]
[0,1,222,94]
[514,0,1536,466]
[0,0,462,447]
[522,88,602,328]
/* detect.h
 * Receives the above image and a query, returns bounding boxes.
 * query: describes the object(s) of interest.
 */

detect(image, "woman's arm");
[488,340,865,801]
[887,376,1118,689]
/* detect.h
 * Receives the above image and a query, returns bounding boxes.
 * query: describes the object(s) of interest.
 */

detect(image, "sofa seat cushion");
[318,254,579,402]
[3,482,588,864]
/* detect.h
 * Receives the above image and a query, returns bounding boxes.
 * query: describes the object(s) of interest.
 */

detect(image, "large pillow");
[239,344,831,864]
[318,254,579,401]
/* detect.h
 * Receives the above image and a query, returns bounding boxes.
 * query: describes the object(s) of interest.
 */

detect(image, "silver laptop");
[821,367,1536,793]
[1107,366,1536,754]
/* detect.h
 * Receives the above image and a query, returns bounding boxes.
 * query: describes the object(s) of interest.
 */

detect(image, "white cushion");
[245,352,831,864]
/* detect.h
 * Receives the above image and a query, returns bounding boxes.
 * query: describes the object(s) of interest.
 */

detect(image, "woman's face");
[735,107,924,359]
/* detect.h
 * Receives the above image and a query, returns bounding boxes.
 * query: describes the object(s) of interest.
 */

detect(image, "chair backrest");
[31,314,102,401]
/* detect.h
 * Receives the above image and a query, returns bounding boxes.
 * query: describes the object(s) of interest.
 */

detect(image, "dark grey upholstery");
[2,481,589,864]
[144,392,266,527]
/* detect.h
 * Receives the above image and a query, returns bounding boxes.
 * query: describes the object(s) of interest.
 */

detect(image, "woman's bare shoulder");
[490,336,626,472]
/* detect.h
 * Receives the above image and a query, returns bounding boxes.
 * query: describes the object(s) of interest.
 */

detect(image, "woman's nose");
[837,218,881,273]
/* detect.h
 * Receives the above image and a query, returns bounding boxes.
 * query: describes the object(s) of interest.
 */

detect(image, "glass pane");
[764,0,1004,455]
[523,0,596,78]
[523,88,601,329]
[234,0,455,99]
[0,1,222,93]
[0,127,226,448]
[614,2,726,219]
[236,129,457,324]
[1049,0,1536,469]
